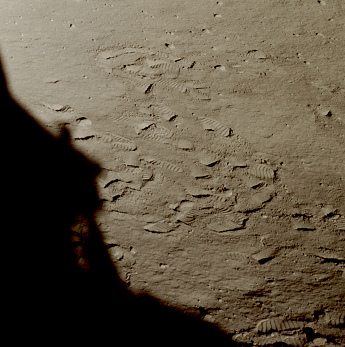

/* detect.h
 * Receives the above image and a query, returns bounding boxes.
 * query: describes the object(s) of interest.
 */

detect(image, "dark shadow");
[1,56,240,345]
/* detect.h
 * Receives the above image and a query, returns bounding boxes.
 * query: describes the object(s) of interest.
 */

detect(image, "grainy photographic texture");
[1,0,344,345]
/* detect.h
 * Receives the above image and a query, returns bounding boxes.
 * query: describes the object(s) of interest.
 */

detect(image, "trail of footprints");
[92,44,288,234]
[65,44,344,243]
[93,44,345,246]
[232,311,345,346]
[37,38,344,346]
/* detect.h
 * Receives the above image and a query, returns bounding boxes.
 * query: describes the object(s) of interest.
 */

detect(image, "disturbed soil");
[1,0,344,345]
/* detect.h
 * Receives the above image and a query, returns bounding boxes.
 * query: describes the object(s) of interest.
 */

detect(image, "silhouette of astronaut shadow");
[1,57,239,345]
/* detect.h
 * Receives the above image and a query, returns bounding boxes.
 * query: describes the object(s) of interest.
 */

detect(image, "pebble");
[320,205,337,218]
[214,65,226,71]
[252,248,279,264]
[43,103,71,112]
[76,118,92,126]
[134,121,155,134]
[292,220,315,231]
[253,51,267,60]
[316,106,332,117]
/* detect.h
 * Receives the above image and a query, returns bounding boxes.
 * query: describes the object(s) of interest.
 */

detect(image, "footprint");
[208,194,236,212]
[154,79,188,94]
[251,247,279,264]
[199,151,220,166]
[123,152,141,167]
[189,88,212,101]
[177,57,196,69]
[96,47,146,70]
[144,157,183,174]
[149,61,180,79]
[175,209,197,225]
[189,165,211,178]
[135,81,153,94]
[96,132,137,151]
[235,189,274,213]
[67,124,96,140]
[176,139,194,150]
[141,168,154,181]
[153,104,177,121]
[255,318,304,334]
[199,116,232,137]
[248,164,276,180]
[324,312,345,327]
[207,213,246,232]
[150,124,174,138]
[335,217,345,231]
[140,131,171,144]
[144,221,176,233]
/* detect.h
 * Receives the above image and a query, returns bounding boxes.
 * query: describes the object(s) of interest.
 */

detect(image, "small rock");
[247,50,267,60]
[254,51,267,60]
[76,118,92,126]
[165,43,175,49]
[203,314,216,323]
[252,248,279,264]
[44,78,60,84]
[316,106,332,117]
[320,205,337,218]
[214,65,226,71]
[134,121,155,134]
[107,244,137,270]
[292,220,315,231]
[109,246,124,261]
[43,103,71,112]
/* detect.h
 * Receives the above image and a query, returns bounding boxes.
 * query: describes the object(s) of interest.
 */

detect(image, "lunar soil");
[1,0,344,345]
